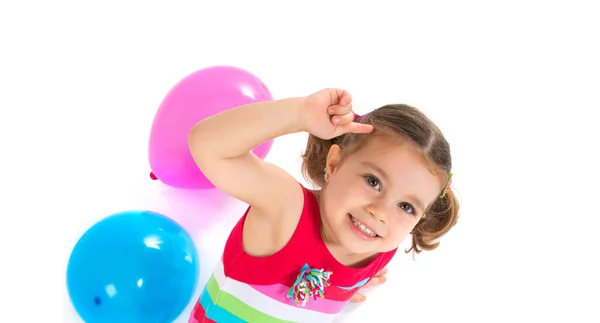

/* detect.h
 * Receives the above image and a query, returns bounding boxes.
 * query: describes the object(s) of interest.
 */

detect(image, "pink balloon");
[148,65,274,189]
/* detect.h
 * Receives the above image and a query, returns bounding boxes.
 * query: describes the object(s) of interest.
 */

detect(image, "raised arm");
[188,97,307,216]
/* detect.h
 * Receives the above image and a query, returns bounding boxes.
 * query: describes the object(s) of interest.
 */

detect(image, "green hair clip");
[440,173,453,198]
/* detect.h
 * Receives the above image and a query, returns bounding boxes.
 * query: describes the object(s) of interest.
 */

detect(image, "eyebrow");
[361,161,427,213]
[361,162,389,182]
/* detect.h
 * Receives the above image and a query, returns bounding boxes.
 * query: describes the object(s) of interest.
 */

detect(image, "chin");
[339,233,381,255]
[350,246,380,256]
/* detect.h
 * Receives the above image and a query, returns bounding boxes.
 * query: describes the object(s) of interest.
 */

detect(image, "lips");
[349,213,380,238]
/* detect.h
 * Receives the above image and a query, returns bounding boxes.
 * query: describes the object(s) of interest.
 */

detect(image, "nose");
[365,203,387,224]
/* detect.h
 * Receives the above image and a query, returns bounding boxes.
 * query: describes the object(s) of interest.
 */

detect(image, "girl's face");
[320,135,443,258]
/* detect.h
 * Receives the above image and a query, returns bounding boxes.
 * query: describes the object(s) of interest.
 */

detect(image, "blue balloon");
[66,210,199,323]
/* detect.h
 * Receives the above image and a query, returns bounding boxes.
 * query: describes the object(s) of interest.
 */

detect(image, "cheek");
[321,188,344,221]
[328,176,365,202]
[322,184,360,223]
[388,215,418,236]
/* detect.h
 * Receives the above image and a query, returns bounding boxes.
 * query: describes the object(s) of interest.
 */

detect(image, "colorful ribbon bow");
[286,264,332,307]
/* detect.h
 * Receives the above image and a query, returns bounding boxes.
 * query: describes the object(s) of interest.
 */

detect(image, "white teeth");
[351,216,377,237]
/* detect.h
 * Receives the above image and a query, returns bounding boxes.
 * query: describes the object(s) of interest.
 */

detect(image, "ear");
[325,144,342,182]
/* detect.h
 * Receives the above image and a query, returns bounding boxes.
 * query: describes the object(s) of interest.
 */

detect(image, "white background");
[1,1,599,322]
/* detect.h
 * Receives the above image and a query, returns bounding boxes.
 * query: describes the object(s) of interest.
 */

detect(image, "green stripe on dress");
[205,274,296,323]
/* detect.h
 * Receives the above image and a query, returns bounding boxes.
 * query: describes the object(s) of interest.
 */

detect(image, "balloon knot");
[149,172,158,180]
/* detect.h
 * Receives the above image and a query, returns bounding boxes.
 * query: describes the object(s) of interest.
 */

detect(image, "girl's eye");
[364,175,381,191]
[398,202,415,215]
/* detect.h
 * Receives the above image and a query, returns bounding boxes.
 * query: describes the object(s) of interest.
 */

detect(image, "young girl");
[187,88,460,323]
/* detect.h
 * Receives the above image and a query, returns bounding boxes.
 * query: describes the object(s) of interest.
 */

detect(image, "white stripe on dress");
[212,260,339,323]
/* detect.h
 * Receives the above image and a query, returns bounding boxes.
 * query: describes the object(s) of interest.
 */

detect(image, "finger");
[375,267,389,277]
[331,111,356,125]
[350,293,366,303]
[338,122,374,134]
[362,275,387,288]
[328,103,353,116]
[330,88,352,107]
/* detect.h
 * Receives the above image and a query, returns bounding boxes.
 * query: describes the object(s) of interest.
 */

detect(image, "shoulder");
[276,183,321,240]
[237,182,319,258]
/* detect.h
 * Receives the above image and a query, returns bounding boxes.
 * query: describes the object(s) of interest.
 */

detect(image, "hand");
[303,88,373,140]
[350,267,388,303]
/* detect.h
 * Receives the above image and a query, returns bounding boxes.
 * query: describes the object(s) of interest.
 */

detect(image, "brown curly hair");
[301,104,460,256]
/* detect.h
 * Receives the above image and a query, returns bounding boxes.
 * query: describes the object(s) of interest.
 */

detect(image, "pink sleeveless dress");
[190,184,397,323]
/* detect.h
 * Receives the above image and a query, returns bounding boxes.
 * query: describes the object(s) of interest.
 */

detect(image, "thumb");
[339,122,374,135]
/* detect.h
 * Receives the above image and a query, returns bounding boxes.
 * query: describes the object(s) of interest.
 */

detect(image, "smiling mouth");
[349,214,380,238]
